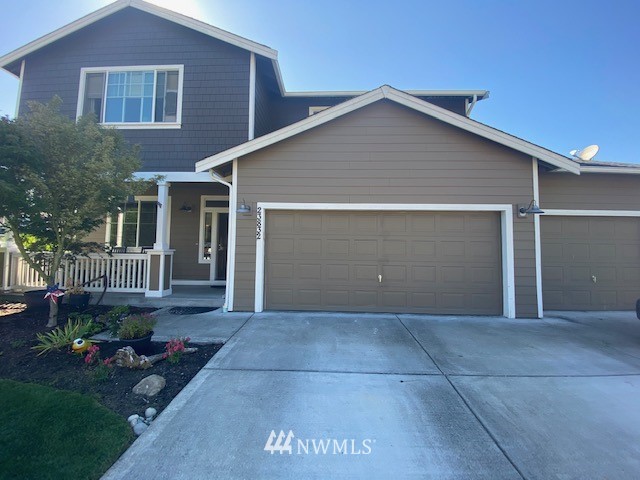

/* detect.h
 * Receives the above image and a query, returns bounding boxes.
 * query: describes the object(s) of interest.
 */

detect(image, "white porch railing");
[5,252,148,293]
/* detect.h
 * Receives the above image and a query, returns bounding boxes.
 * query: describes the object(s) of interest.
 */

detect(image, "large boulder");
[132,374,166,397]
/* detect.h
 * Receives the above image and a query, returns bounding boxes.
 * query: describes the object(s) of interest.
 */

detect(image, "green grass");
[0,379,132,480]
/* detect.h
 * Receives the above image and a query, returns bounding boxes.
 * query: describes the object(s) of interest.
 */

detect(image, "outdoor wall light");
[518,199,544,218]
[179,204,193,213]
[237,199,252,214]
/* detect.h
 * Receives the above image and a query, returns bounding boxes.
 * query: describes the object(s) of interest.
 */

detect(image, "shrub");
[96,305,130,336]
[117,313,156,340]
[68,312,104,336]
[32,318,95,356]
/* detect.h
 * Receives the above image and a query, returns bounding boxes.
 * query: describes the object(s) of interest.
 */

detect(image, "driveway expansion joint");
[202,366,443,376]
[395,314,527,480]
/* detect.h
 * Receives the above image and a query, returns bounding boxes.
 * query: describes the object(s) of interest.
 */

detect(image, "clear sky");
[1,0,638,163]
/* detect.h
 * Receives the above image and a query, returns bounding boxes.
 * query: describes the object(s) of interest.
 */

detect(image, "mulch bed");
[0,297,222,421]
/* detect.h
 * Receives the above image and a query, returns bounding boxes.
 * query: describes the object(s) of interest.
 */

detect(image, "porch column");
[146,182,173,297]
[154,182,171,250]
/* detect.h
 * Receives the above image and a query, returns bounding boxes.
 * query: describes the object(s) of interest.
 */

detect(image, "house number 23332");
[256,206,262,240]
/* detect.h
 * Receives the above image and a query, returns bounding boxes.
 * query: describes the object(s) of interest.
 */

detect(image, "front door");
[203,207,229,285]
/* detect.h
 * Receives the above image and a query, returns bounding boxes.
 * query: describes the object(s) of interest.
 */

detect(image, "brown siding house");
[3,0,640,317]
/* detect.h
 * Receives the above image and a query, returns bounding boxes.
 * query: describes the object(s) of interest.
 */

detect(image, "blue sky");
[1,0,638,163]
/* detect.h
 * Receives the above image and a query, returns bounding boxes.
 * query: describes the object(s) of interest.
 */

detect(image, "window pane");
[138,202,157,248]
[203,212,212,260]
[121,202,139,247]
[83,73,105,118]
[105,98,123,122]
[105,70,153,123]
[166,71,179,90]
[124,97,142,122]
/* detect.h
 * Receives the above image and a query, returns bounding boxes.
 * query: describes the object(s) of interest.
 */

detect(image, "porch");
[0,250,225,309]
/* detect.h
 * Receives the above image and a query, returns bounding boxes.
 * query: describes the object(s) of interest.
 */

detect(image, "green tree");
[0,97,152,327]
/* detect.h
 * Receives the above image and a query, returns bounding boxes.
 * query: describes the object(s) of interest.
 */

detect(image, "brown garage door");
[542,216,640,310]
[265,211,503,314]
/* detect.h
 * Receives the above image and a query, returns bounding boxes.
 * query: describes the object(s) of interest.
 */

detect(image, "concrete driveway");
[103,311,640,479]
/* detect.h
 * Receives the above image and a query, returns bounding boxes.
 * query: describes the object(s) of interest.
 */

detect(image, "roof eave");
[195,85,580,174]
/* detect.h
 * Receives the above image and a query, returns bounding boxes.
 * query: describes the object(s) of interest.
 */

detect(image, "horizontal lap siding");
[539,172,640,210]
[19,8,249,172]
[234,100,537,316]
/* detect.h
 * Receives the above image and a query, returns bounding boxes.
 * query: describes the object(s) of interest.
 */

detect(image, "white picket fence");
[5,252,148,293]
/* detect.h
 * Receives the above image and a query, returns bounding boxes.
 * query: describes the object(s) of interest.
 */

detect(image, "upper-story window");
[77,65,184,129]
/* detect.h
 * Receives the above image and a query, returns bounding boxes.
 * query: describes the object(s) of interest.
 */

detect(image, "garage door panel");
[270,238,295,256]
[412,265,437,283]
[298,264,321,279]
[412,240,436,258]
[326,264,349,281]
[266,211,502,314]
[381,239,407,257]
[381,214,406,233]
[441,241,465,257]
[354,239,378,256]
[326,239,350,256]
[542,216,640,310]
[325,214,350,233]
[380,291,407,308]
[270,263,294,280]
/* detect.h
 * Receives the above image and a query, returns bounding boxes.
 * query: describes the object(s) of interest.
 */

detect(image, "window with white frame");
[107,197,167,248]
[78,65,183,127]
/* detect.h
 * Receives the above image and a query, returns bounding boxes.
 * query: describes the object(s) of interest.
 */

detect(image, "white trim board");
[196,85,580,175]
[541,209,640,217]
[285,89,489,99]
[579,166,640,175]
[134,171,216,183]
[0,0,277,70]
[532,158,543,319]
[253,203,516,319]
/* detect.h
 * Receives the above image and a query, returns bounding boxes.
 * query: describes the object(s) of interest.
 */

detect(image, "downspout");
[209,166,236,312]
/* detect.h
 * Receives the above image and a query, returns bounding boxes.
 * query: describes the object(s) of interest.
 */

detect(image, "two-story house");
[2,0,640,318]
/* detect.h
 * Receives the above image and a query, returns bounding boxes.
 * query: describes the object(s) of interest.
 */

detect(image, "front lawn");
[0,379,131,479]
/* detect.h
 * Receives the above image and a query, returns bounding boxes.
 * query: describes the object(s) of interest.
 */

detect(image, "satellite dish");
[570,145,599,161]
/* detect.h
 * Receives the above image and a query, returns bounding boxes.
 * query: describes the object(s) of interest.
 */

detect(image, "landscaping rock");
[112,346,152,370]
[145,407,157,420]
[127,414,140,427]
[133,422,148,436]
[132,374,166,397]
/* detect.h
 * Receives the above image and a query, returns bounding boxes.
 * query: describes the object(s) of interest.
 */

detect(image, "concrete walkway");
[93,307,253,344]
[103,311,640,479]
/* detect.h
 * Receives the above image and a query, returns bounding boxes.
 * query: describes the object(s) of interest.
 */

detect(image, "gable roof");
[0,0,278,74]
[195,85,581,174]
[0,1,491,105]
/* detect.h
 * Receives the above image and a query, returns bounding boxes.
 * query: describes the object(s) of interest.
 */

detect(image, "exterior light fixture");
[237,199,251,214]
[179,204,193,213]
[518,200,544,218]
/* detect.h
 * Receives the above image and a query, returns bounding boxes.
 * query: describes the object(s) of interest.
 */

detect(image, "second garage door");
[265,211,503,314]
[542,216,640,310]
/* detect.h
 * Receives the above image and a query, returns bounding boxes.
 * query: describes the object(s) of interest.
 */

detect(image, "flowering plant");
[84,345,114,382]
[163,337,190,364]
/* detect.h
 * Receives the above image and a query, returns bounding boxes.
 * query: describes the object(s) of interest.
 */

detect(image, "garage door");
[265,211,503,314]
[542,216,640,310]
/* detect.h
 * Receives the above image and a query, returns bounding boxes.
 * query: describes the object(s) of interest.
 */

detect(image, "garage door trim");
[255,203,516,318]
